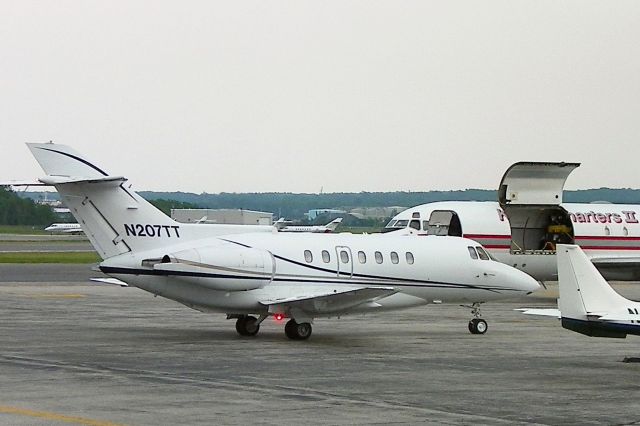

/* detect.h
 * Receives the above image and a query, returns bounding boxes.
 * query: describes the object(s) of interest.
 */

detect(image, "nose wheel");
[468,318,488,334]
[466,302,488,335]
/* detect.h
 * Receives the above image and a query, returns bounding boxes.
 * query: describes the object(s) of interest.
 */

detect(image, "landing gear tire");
[235,315,260,336]
[284,319,312,340]
[468,318,488,335]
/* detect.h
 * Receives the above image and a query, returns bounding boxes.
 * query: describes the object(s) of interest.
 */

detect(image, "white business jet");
[521,244,640,338]
[275,217,343,233]
[385,162,640,282]
[45,223,83,234]
[27,143,539,340]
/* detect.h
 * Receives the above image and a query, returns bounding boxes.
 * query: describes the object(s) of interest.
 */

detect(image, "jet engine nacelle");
[155,245,275,292]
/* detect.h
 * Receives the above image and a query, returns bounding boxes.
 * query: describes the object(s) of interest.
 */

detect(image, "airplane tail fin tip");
[27,143,109,179]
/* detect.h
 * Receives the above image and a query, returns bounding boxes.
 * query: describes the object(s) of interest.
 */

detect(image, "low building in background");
[348,206,406,220]
[171,209,273,225]
[305,208,347,221]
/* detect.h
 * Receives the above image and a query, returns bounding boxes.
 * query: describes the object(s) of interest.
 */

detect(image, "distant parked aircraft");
[45,223,83,234]
[275,217,343,233]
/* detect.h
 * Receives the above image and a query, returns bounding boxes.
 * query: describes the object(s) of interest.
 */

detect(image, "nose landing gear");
[466,302,488,335]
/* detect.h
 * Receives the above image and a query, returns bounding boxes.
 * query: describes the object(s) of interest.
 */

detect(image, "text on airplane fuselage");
[497,209,639,224]
[124,224,181,238]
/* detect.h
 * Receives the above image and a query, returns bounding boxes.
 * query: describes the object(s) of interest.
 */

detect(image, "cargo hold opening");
[508,206,574,254]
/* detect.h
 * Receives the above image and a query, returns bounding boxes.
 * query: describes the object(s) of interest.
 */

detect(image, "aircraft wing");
[260,286,397,316]
[516,308,561,318]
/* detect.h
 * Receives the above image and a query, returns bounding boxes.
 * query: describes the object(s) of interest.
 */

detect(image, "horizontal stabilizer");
[260,286,396,315]
[0,180,48,187]
[598,313,640,321]
[516,308,561,318]
[90,277,128,287]
[39,175,126,186]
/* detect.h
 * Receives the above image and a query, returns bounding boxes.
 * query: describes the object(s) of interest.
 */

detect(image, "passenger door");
[335,246,353,278]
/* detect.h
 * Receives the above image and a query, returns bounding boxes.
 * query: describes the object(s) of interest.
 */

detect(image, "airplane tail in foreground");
[28,143,272,259]
[557,244,630,319]
[556,244,639,337]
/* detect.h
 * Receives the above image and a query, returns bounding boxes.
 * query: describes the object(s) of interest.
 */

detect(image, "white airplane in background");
[275,217,343,233]
[520,245,640,338]
[45,223,83,234]
[385,162,640,282]
[27,143,538,340]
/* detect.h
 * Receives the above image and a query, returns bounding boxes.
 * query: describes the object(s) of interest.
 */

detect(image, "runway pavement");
[1,265,640,425]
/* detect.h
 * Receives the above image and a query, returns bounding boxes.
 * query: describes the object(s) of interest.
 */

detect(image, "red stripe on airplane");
[574,236,640,241]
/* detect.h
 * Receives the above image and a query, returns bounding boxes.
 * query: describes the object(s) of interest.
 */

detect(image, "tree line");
[0,188,57,225]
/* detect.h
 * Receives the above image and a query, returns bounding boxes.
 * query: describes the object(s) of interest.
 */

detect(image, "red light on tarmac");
[274,313,284,321]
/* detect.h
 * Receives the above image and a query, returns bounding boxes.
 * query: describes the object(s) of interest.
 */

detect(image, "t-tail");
[28,143,273,259]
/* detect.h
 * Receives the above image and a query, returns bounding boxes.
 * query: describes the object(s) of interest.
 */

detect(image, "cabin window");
[304,250,313,263]
[406,252,414,264]
[409,220,420,230]
[390,251,399,264]
[322,250,331,263]
[476,246,490,260]
[340,250,349,264]
[358,251,367,263]
[468,247,478,259]
[604,226,610,236]
[375,251,383,264]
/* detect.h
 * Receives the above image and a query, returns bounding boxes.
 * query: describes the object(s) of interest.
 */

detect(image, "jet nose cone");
[513,268,541,293]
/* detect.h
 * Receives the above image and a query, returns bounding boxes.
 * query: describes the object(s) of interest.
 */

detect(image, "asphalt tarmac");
[1,265,640,425]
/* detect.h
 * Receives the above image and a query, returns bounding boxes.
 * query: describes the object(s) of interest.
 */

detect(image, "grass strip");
[0,252,101,264]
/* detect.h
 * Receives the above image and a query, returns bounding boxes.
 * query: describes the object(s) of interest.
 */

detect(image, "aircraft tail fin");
[28,143,179,259]
[326,217,343,231]
[556,244,630,319]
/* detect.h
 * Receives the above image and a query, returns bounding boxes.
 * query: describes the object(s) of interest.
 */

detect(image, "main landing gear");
[284,319,312,340]
[235,315,260,336]
[466,302,488,335]
[231,315,313,340]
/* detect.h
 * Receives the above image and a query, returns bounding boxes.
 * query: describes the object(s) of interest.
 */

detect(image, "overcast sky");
[2,1,639,193]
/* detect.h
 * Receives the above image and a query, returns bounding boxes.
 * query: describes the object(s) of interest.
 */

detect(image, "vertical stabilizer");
[557,244,629,319]
[28,143,177,259]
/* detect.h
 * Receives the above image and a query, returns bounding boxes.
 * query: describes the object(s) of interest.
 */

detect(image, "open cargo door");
[498,162,580,254]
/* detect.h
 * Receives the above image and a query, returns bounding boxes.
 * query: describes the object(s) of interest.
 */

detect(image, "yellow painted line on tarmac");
[0,405,124,425]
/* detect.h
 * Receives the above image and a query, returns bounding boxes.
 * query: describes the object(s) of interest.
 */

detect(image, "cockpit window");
[394,220,409,228]
[409,220,420,230]
[476,246,490,260]
[468,247,478,259]
[386,220,397,228]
